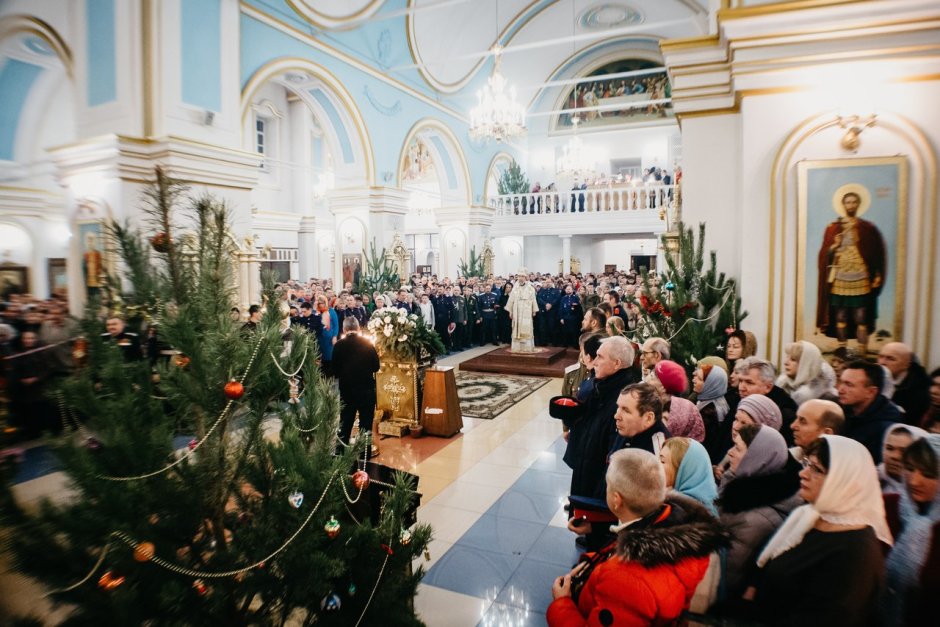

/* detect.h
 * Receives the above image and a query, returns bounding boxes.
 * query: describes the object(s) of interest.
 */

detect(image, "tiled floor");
[381,364,577,627]
[3,346,577,626]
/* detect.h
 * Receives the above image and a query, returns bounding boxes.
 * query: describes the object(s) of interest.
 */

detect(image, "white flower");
[383,316,391,324]
[398,334,409,342]
[384,325,393,337]
[409,314,418,320]
[409,320,416,327]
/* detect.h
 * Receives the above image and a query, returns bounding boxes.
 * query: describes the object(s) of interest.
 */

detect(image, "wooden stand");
[421,366,462,437]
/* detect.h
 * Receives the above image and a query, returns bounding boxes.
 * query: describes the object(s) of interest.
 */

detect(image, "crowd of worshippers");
[275,269,649,355]
[547,330,939,626]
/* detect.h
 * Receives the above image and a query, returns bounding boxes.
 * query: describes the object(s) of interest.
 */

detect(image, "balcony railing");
[490,184,677,217]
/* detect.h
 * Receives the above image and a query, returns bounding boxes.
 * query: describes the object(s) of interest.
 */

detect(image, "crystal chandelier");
[469,44,526,143]
[556,117,595,180]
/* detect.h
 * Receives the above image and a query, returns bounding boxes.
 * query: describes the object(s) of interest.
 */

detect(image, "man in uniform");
[536,278,561,346]
[452,286,467,351]
[478,286,498,345]
[463,286,479,349]
[431,286,454,353]
[101,315,143,361]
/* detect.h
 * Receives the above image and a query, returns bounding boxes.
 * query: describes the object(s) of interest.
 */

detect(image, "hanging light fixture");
[556,117,595,181]
[468,40,526,142]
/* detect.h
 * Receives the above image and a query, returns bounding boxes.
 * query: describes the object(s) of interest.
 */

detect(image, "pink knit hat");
[655,360,688,396]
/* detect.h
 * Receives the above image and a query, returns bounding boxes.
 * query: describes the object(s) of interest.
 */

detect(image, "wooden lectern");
[421,366,462,437]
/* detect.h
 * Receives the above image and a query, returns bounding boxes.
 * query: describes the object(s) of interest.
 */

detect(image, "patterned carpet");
[455,371,549,419]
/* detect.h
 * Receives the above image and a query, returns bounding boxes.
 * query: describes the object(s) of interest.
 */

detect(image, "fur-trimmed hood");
[615,492,729,567]
[718,463,801,514]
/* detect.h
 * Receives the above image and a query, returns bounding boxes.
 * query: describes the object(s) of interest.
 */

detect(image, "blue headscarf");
[674,439,719,515]
[696,366,730,423]
[883,434,940,626]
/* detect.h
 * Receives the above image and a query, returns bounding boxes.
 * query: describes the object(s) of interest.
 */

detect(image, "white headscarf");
[757,435,892,567]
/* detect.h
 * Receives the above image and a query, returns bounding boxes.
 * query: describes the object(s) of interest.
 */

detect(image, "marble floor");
[2,346,576,626]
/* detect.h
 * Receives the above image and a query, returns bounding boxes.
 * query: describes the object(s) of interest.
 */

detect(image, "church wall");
[680,77,940,367]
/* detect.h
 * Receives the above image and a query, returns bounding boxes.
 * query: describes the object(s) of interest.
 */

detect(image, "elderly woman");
[695,363,733,463]
[661,437,718,515]
[882,435,940,625]
[734,394,783,433]
[753,436,891,626]
[718,424,802,599]
[548,449,727,626]
[653,360,706,442]
[776,340,838,405]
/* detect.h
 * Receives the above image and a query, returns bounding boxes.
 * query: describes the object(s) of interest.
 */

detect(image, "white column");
[561,235,572,275]
[297,216,317,281]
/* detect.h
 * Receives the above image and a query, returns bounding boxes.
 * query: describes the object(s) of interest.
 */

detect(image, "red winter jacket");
[547,495,726,627]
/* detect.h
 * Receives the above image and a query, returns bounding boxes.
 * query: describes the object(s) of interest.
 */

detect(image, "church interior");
[1,0,939,625]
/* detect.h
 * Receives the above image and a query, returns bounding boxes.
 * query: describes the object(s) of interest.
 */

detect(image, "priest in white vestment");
[506,272,538,353]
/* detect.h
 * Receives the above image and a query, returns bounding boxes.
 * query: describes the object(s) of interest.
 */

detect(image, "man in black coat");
[564,336,637,500]
[878,342,931,424]
[838,360,901,464]
[332,317,380,444]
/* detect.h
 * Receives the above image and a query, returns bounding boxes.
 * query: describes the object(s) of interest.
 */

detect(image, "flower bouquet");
[366,309,445,362]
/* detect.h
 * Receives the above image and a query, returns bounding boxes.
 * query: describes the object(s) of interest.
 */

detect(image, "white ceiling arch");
[406,0,707,95]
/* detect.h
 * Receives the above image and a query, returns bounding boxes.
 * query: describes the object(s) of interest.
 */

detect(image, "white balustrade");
[489,184,676,217]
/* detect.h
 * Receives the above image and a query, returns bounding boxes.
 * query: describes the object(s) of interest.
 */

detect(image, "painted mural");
[553,59,673,132]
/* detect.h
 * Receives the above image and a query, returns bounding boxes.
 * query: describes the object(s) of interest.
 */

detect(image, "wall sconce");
[344,232,355,244]
[837,113,877,152]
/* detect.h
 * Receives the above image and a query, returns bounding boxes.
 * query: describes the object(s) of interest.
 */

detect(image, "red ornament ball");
[133,542,155,562]
[224,380,245,400]
[174,354,191,368]
[351,470,370,491]
[98,571,125,590]
[150,232,170,253]
[193,579,208,596]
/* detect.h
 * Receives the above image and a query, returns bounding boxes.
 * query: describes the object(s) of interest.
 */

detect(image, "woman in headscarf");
[653,360,706,442]
[661,437,718,515]
[879,424,927,496]
[660,437,723,613]
[695,363,733,464]
[775,340,838,405]
[715,394,784,481]
[882,435,940,626]
[754,435,891,626]
[718,424,802,599]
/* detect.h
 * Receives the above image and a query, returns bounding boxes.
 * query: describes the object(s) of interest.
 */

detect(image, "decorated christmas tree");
[632,222,747,369]
[1,169,430,625]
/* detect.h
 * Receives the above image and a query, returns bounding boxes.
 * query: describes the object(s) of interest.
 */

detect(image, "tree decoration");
[287,491,304,508]
[85,437,102,452]
[192,579,207,596]
[399,528,412,546]
[320,591,342,612]
[223,380,244,400]
[72,337,88,362]
[173,354,190,368]
[351,470,370,491]
[150,232,169,253]
[347,582,357,597]
[324,516,341,540]
[188,438,198,451]
[632,222,747,371]
[97,572,124,591]
[133,542,155,563]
